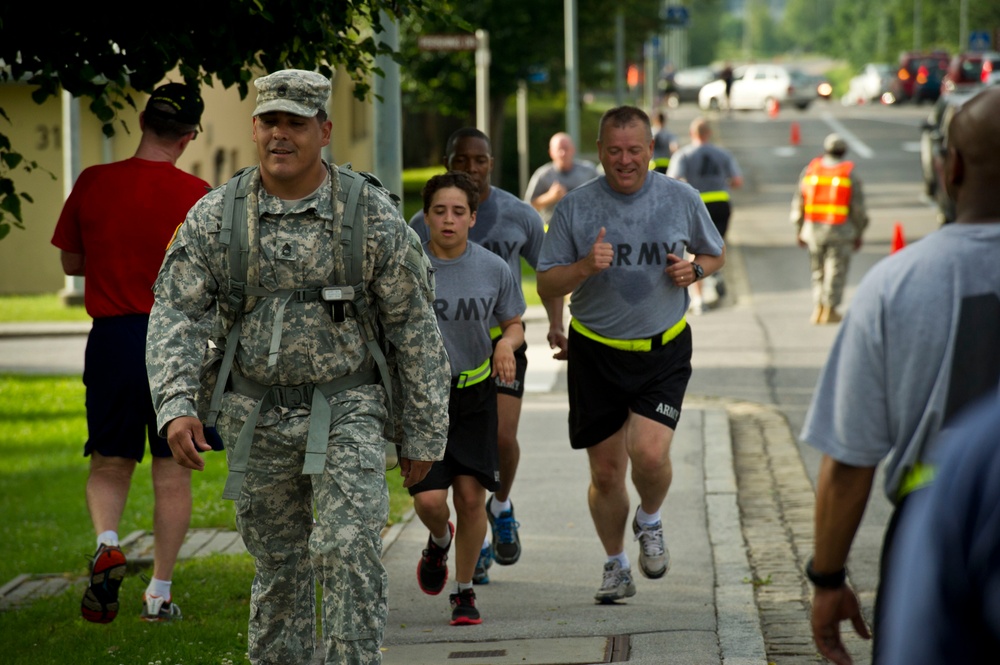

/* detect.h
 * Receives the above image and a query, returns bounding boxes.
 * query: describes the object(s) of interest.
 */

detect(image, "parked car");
[919,88,981,222]
[811,75,833,100]
[697,63,817,111]
[659,66,717,108]
[842,63,893,105]
[890,51,950,103]
[941,51,1000,95]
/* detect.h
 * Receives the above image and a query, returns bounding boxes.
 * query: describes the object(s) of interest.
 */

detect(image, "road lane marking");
[821,112,874,158]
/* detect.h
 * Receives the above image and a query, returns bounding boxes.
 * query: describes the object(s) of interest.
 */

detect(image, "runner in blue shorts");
[537,106,725,604]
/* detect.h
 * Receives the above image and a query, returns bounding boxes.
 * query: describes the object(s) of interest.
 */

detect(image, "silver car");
[843,63,894,105]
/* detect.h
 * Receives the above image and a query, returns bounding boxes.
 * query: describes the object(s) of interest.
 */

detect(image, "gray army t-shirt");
[538,172,723,339]
[426,241,525,378]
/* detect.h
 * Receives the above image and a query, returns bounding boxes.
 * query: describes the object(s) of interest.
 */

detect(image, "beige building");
[0,69,375,297]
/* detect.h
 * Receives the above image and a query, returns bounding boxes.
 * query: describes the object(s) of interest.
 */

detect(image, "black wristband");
[806,557,846,589]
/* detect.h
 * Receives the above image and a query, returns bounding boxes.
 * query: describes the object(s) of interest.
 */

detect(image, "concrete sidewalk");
[375,303,767,664]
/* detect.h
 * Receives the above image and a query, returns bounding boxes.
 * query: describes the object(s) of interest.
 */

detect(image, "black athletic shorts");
[704,200,732,240]
[491,324,527,399]
[408,378,501,495]
[567,323,692,450]
[83,315,171,461]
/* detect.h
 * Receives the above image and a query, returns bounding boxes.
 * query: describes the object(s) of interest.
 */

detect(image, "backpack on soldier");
[202,163,404,475]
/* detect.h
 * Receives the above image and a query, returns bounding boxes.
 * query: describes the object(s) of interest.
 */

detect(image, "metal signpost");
[417,31,490,134]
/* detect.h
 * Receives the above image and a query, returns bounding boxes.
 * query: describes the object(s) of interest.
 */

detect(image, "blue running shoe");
[486,496,521,565]
[473,544,493,584]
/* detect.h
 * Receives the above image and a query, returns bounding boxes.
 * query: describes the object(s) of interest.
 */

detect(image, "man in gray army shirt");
[146,69,450,665]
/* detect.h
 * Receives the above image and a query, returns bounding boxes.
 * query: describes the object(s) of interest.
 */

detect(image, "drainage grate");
[448,649,508,659]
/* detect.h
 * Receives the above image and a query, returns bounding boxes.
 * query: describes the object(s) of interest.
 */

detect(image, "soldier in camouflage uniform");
[146,69,450,665]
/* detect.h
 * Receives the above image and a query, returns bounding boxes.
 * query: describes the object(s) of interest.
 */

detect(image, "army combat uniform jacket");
[147,163,450,464]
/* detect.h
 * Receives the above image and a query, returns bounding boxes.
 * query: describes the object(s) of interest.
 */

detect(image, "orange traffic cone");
[790,121,801,146]
[891,222,906,253]
[767,98,780,118]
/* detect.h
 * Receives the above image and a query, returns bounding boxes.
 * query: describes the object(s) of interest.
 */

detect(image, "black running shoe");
[417,521,454,595]
[81,544,127,624]
[449,588,482,625]
[486,496,521,565]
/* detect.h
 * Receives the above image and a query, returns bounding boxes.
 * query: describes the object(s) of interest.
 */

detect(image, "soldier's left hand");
[166,415,210,471]
[400,458,434,488]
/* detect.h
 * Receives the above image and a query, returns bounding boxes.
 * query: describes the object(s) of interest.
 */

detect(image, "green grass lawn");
[0,294,91,322]
[0,372,413,663]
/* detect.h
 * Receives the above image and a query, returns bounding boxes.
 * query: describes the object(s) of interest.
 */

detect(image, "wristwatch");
[806,557,846,589]
[691,262,705,281]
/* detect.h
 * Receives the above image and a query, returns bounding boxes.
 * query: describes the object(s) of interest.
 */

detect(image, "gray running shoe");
[632,514,670,579]
[594,560,636,604]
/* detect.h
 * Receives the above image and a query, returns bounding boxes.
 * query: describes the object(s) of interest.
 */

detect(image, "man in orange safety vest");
[791,133,869,324]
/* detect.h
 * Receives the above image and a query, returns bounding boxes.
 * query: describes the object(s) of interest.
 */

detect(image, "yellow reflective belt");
[489,325,502,341]
[454,357,492,389]
[570,317,687,352]
[897,462,936,501]
[652,157,671,168]
[804,175,852,187]
[700,190,730,203]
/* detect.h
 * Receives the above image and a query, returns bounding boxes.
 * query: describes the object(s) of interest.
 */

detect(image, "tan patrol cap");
[823,133,848,155]
[253,69,331,118]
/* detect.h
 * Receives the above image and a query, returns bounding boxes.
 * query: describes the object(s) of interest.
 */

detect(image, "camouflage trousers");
[807,240,854,308]
[219,393,390,665]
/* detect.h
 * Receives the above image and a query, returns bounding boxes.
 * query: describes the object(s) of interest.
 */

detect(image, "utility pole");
[564,0,580,147]
[374,12,402,206]
[615,9,626,106]
[476,30,491,135]
[59,91,84,306]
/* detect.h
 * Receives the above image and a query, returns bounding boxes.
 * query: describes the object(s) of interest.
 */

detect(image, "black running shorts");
[704,200,731,240]
[409,379,501,495]
[84,315,171,461]
[567,323,693,450]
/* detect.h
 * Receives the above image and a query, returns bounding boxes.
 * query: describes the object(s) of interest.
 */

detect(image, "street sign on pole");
[417,34,478,51]
[661,5,690,28]
[968,30,991,52]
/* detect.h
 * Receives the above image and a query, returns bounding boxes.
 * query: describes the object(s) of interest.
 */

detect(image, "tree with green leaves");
[397,0,662,169]
[0,1,450,241]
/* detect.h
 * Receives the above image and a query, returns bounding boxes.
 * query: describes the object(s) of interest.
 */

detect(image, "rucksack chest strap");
[220,368,380,500]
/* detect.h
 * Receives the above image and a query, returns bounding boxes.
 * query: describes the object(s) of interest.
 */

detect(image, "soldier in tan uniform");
[791,133,870,324]
[146,70,450,665]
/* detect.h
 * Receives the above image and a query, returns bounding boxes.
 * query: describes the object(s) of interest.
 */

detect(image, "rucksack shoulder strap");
[220,166,257,312]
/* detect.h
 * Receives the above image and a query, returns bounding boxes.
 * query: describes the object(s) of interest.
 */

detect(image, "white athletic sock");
[636,507,662,526]
[146,577,172,599]
[431,528,452,549]
[457,581,474,593]
[97,531,119,548]
[608,552,630,569]
[489,496,512,518]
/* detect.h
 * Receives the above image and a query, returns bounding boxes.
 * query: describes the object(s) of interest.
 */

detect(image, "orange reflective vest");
[801,158,854,225]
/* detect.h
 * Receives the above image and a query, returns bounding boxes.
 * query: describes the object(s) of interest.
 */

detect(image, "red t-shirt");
[51,158,210,318]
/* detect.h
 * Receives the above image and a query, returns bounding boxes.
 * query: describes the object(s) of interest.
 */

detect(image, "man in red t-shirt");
[51,82,210,624]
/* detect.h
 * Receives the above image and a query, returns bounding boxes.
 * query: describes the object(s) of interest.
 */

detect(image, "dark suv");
[891,51,950,103]
[941,51,1000,96]
[919,88,980,223]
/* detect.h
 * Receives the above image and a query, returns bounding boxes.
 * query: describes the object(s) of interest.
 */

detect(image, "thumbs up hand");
[585,227,613,275]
